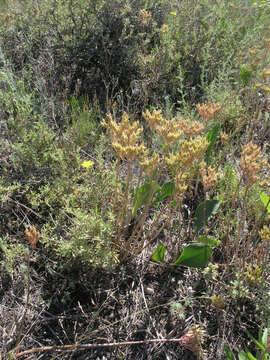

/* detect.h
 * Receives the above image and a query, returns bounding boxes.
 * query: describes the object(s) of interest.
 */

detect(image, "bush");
[1,0,267,114]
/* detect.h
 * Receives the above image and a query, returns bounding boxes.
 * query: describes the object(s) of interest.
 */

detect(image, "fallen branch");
[12,338,183,358]
[11,324,205,358]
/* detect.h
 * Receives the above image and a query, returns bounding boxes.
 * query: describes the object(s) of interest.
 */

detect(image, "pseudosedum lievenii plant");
[102,104,221,261]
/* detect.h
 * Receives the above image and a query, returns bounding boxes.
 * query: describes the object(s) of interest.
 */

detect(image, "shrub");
[1,0,267,114]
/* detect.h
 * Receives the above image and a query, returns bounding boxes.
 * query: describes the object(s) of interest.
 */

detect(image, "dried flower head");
[140,9,151,26]
[199,161,219,192]
[25,225,40,250]
[240,141,267,187]
[196,102,221,124]
[179,325,206,358]
[102,112,146,161]
[211,294,225,310]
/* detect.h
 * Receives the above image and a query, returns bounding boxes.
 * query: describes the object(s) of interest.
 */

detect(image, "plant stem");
[114,160,132,250]
[14,249,32,356]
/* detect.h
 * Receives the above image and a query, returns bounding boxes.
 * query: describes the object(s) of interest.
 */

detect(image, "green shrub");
[1,0,266,112]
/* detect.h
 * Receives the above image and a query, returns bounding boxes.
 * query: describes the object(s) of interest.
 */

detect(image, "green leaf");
[174,243,211,268]
[240,66,252,87]
[246,330,266,351]
[224,344,235,360]
[194,200,221,233]
[199,236,220,247]
[152,182,174,207]
[152,244,166,262]
[243,347,257,360]
[261,327,269,347]
[260,192,270,214]
[133,181,158,217]
[205,123,221,164]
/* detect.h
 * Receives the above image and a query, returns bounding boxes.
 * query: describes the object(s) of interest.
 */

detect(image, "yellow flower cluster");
[240,141,267,186]
[143,109,184,146]
[143,109,204,146]
[259,67,270,80]
[139,153,160,178]
[262,36,270,48]
[220,131,229,144]
[245,263,264,284]
[25,225,40,250]
[161,24,168,34]
[166,136,209,170]
[252,0,266,8]
[259,225,270,241]
[196,102,221,124]
[102,112,146,161]
[103,107,213,200]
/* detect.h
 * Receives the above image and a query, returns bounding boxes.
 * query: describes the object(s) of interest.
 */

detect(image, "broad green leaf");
[240,66,252,87]
[152,244,165,262]
[152,182,174,207]
[133,181,158,217]
[174,243,211,268]
[199,236,220,247]
[238,351,250,360]
[260,192,270,214]
[194,200,221,233]
[205,123,221,164]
